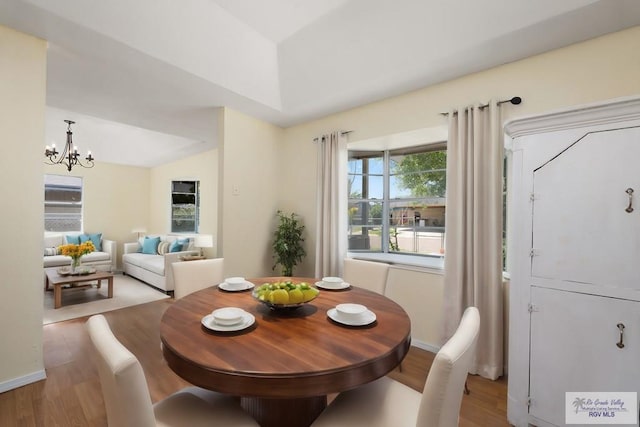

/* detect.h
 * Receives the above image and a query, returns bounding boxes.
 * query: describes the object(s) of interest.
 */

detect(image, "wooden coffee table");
[44,267,114,309]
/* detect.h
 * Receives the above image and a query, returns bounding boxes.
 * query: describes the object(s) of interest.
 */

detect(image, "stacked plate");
[201,307,255,331]
[327,303,376,326]
[315,276,351,290]
[218,277,255,292]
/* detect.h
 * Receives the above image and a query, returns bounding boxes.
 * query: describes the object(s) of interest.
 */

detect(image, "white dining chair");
[86,314,258,427]
[172,258,224,299]
[343,258,390,294]
[312,306,480,427]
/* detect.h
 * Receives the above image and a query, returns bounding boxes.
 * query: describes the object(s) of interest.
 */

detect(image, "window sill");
[347,251,444,273]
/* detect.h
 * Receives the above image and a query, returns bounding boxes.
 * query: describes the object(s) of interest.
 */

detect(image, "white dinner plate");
[315,281,351,290]
[201,312,255,332]
[218,281,255,292]
[327,308,376,326]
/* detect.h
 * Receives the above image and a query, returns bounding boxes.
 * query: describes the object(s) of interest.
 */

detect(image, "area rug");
[43,274,170,325]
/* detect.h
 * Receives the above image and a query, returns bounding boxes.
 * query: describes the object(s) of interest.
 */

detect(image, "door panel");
[532,126,640,290]
[529,286,640,426]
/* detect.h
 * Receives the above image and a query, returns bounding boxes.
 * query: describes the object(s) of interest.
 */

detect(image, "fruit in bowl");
[253,281,319,309]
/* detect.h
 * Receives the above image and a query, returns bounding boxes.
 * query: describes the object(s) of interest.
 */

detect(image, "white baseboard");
[0,369,46,393]
[411,339,440,354]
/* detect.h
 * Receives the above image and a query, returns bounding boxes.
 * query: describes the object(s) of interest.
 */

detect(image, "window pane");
[171,180,199,233]
[348,174,383,199]
[348,201,384,227]
[172,181,196,193]
[349,153,384,200]
[172,193,196,204]
[390,150,446,198]
[44,174,83,232]
[348,226,383,252]
[348,155,383,175]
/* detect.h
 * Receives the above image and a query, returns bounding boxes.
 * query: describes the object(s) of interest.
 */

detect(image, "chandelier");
[44,120,95,172]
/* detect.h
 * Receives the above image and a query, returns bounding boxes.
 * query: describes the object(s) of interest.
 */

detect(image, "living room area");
[2,1,640,426]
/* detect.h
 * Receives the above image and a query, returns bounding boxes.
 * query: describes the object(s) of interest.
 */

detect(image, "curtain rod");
[313,130,353,142]
[439,96,522,116]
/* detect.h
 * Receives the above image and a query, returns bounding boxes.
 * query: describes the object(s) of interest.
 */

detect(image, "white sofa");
[43,232,116,271]
[122,235,199,293]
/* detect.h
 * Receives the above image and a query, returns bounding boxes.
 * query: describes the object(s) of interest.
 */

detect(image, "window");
[348,144,446,260]
[171,180,199,233]
[44,174,83,232]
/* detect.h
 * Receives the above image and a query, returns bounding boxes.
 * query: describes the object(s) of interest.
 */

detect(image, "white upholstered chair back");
[173,258,224,300]
[417,306,480,426]
[343,258,389,294]
[86,314,156,427]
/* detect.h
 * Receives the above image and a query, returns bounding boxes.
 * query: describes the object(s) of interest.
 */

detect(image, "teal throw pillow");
[65,234,81,245]
[169,238,189,253]
[142,236,161,255]
[80,233,102,251]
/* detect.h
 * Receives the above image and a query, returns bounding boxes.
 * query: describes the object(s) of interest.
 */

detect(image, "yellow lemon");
[302,288,319,302]
[270,289,289,305]
[288,288,304,304]
[258,289,271,301]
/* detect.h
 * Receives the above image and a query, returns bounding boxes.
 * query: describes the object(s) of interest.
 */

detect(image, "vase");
[71,257,81,273]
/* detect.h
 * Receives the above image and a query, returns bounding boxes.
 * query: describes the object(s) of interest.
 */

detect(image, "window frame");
[347,143,447,270]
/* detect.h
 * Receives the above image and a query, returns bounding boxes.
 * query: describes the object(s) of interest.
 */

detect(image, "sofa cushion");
[44,255,72,268]
[43,251,111,268]
[44,235,64,248]
[157,241,171,255]
[123,253,165,276]
[143,256,165,276]
[44,247,59,256]
[65,234,81,245]
[80,233,102,251]
[142,236,161,255]
[170,238,188,252]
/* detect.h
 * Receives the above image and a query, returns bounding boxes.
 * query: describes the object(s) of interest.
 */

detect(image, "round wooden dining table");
[160,277,411,427]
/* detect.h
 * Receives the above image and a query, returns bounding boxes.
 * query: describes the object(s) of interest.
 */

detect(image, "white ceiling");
[2,0,640,167]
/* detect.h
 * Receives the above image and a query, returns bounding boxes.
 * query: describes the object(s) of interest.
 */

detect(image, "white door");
[529,286,640,426]
[531,126,640,291]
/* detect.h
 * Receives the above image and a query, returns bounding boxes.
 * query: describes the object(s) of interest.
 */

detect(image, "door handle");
[625,188,634,213]
[616,323,625,349]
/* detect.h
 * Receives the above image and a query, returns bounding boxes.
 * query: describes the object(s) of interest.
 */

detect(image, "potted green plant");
[272,210,306,277]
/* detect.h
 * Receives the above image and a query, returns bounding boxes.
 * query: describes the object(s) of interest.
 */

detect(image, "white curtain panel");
[315,131,348,278]
[442,100,504,380]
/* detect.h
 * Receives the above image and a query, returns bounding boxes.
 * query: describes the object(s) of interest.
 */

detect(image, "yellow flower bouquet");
[59,241,95,271]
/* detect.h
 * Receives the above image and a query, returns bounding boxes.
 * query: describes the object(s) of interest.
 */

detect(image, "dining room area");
[1,262,509,427]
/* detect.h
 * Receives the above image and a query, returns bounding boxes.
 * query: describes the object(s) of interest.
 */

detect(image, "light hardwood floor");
[0,299,510,426]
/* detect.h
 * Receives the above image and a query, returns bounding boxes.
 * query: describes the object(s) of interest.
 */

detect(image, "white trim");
[411,339,440,354]
[0,369,46,393]
[505,95,640,138]
[347,251,444,272]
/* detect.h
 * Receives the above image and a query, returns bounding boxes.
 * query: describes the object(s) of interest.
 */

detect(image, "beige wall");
[3,24,640,388]
[385,267,444,348]
[219,108,283,277]
[149,149,219,257]
[44,163,151,269]
[0,26,47,389]
[280,26,640,348]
